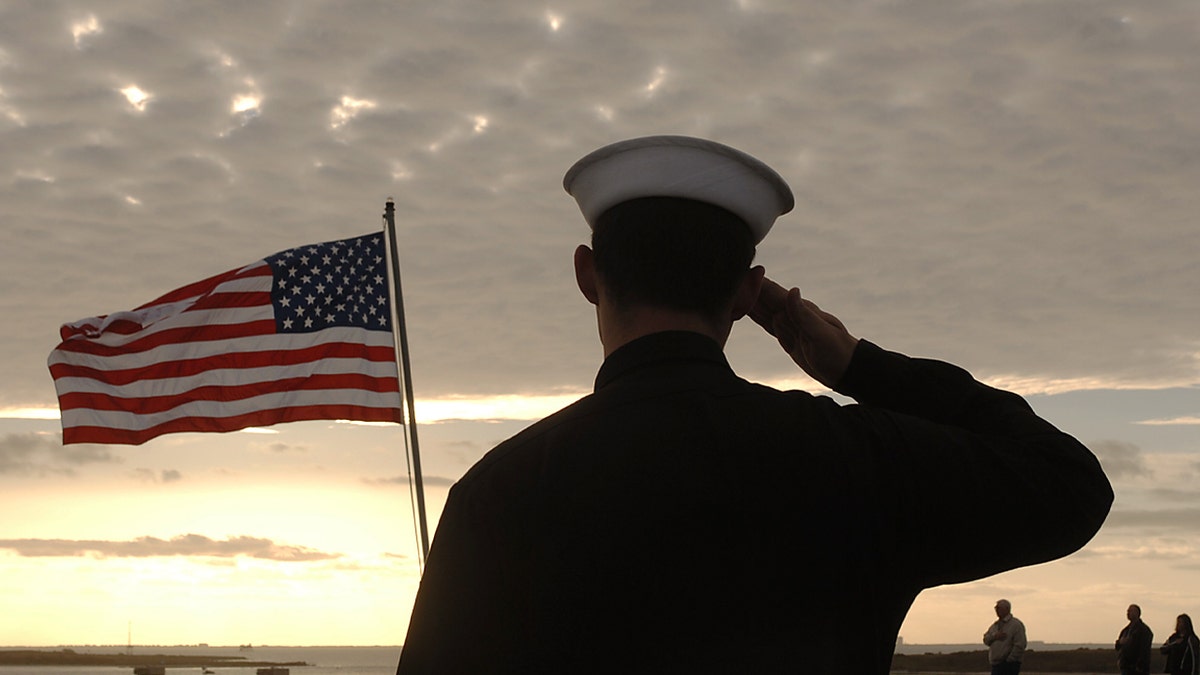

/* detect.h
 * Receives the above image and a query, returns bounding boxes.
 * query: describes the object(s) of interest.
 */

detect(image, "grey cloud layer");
[3,0,1198,406]
[0,432,120,475]
[0,533,340,561]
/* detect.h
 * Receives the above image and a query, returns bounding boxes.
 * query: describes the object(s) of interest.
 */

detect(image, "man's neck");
[598,305,730,358]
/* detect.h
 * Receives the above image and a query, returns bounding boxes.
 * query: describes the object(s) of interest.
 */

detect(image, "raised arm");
[749,275,1113,586]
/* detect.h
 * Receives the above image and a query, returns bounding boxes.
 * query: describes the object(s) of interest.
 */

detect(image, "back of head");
[592,196,756,319]
[564,135,793,323]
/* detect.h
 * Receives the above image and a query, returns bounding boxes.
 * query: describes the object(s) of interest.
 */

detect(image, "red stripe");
[57,373,400,413]
[62,405,403,446]
[91,319,146,336]
[57,290,273,344]
[132,265,272,309]
[187,290,273,311]
[54,319,279,356]
[49,343,397,384]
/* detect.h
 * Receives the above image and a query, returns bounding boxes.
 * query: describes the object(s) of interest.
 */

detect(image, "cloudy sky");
[1,0,1198,649]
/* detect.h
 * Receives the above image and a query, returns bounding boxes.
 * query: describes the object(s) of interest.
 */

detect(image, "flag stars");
[266,234,392,334]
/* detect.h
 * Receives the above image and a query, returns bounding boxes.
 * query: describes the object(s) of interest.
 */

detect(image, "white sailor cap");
[562,135,794,244]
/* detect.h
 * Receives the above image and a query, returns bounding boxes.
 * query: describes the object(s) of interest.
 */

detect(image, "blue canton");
[264,233,391,333]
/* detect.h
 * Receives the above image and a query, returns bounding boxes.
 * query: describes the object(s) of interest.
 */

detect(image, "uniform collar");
[594,331,730,391]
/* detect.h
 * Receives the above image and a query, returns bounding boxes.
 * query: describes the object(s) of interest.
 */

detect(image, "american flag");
[48,232,404,445]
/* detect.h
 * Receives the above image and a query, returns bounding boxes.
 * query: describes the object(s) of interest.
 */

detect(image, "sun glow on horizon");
[3,369,1194,425]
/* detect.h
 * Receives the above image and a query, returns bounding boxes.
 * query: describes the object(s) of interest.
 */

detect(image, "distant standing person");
[1161,614,1199,675]
[1117,604,1154,675]
[983,599,1027,675]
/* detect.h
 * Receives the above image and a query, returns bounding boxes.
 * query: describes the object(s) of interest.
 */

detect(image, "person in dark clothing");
[1161,613,1199,675]
[396,135,1114,674]
[1118,604,1155,675]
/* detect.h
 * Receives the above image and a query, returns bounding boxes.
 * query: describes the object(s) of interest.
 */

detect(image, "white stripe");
[55,358,398,395]
[48,327,395,371]
[61,388,403,431]
[59,303,275,350]
[59,265,272,335]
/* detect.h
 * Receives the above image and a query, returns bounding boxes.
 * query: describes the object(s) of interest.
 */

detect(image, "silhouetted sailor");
[397,135,1113,674]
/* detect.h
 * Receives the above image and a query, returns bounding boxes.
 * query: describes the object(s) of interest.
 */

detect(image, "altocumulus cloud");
[130,467,184,483]
[1088,440,1152,480]
[0,534,340,561]
[0,432,120,476]
[1102,508,1200,533]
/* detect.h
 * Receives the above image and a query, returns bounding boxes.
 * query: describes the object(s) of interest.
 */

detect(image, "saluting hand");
[748,277,859,389]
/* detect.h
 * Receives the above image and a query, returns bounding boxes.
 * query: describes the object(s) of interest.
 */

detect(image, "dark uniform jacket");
[1162,631,1200,675]
[1118,619,1154,674]
[398,331,1112,674]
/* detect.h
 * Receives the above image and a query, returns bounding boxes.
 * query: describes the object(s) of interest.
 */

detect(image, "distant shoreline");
[0,649,309,668]
[1,646,1137,673]
[891,647,1155,674]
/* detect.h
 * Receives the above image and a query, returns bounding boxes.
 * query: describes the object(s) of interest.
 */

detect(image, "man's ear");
[730,265,766,321]
[574,244,600,305]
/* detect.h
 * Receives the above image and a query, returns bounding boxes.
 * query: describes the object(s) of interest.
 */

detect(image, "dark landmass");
[0,646,1150,672]
[0,649,308,667]
[891,647,1157,673]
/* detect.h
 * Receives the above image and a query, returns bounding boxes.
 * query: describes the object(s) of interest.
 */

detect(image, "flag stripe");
[54,319,280,357]
[53,297,274,348]
[49,327,395,372]
[50,353,399,391]
[61,388,401,430]
[57,372,400,414]
[58,267,273,340]
[49,232,403,445]
[63,404,403,445]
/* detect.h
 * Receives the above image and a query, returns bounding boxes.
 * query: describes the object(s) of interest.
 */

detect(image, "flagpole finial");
[385,198,395,218]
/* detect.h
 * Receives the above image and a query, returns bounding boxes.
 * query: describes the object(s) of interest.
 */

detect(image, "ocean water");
[0,645,399,675]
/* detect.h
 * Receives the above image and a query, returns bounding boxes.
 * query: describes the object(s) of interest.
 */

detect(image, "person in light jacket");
[984,599,1027,675]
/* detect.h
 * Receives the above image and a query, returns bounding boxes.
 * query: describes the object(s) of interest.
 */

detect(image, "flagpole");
[383,198,431,565]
